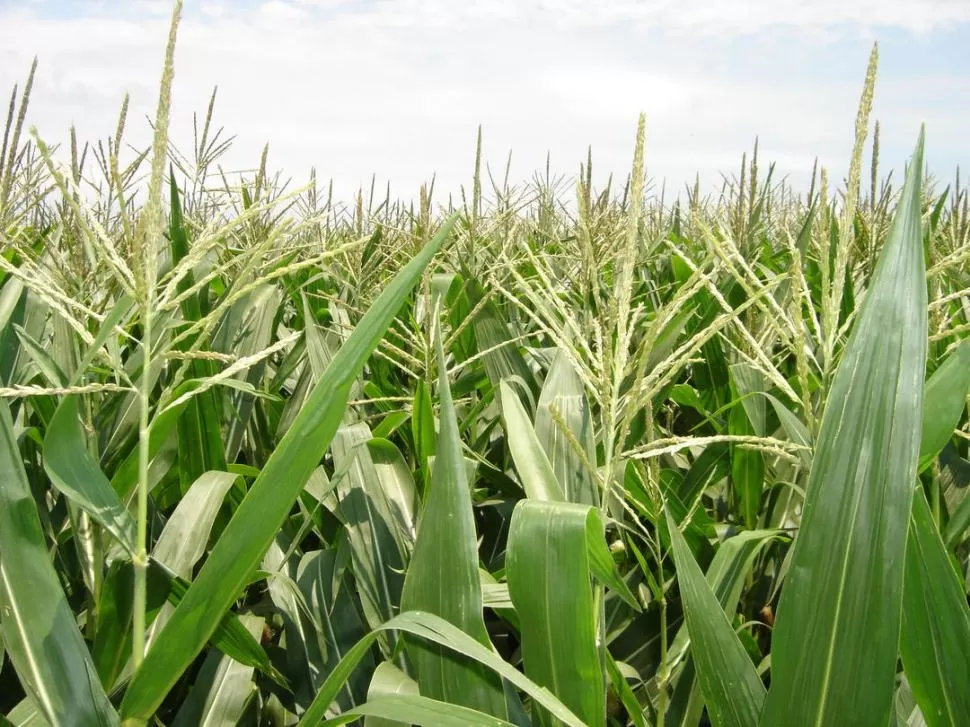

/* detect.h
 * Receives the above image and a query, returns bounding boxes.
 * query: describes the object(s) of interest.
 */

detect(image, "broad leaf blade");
[399,314,507,718]
[506,500,607,726]
[535,348,597,505]
[760,130,928,727]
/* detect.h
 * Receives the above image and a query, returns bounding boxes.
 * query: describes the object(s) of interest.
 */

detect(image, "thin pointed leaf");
[918,340,970,473]
[499,379,564,502]
[899,487,970,726]
[665,508,766,727]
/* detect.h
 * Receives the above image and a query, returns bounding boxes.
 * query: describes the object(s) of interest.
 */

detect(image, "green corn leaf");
[169,170,227,488]
[535,348,598,506]
[145,470,240,662]
[899,487,970,726]
[506,499,609,726]
[14,324,67,387]
[363,662,419,727]
[154,560,284,686]
[499,378,564,501]
[665,508,766,727]
[918,339,970,473]
[366,437,419,546]
[321,695,518,727]
[0,401,120,726]
[70,294,135,388]
[298,611,585,727]
[296,549,374,713]
[666,529,784,727]
[760,130,928,727]
[91,559,136,690]
[218,285,281,462]
[120,215,458,722]
[584,511,641,612]
[729,401,764,530]
[332,423,408,637]
[467,278,539,405]
[605,654,647,727]
[760,392,813,469]
[171,614,263,727]
[399,312,507,719]
[412,378,437,473]
[5,697,49,727]
[43,394,137,552]
[0,280,26,387]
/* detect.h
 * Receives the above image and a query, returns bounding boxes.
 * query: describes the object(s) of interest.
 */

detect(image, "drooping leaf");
[299,611,585,727]
[0,401,119,726]
[43,395,137,553]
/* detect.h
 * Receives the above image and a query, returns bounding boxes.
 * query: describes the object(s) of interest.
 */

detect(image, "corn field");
[1,4,969,727]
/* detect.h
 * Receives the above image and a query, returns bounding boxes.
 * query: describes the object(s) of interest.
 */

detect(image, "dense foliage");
[1,5,969,726]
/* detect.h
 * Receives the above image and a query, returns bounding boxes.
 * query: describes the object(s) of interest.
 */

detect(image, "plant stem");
[657,547,668,727]
[133,303,152,669]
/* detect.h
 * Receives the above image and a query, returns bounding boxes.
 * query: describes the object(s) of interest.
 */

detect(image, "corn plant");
[1,3,969,727]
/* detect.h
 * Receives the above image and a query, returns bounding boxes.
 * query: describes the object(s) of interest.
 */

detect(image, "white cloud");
[199,3,227,18]
[0,1,965,206]
[259,1,310,21]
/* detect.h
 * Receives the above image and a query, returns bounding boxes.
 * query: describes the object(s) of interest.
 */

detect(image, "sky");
[0,0,967,207]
